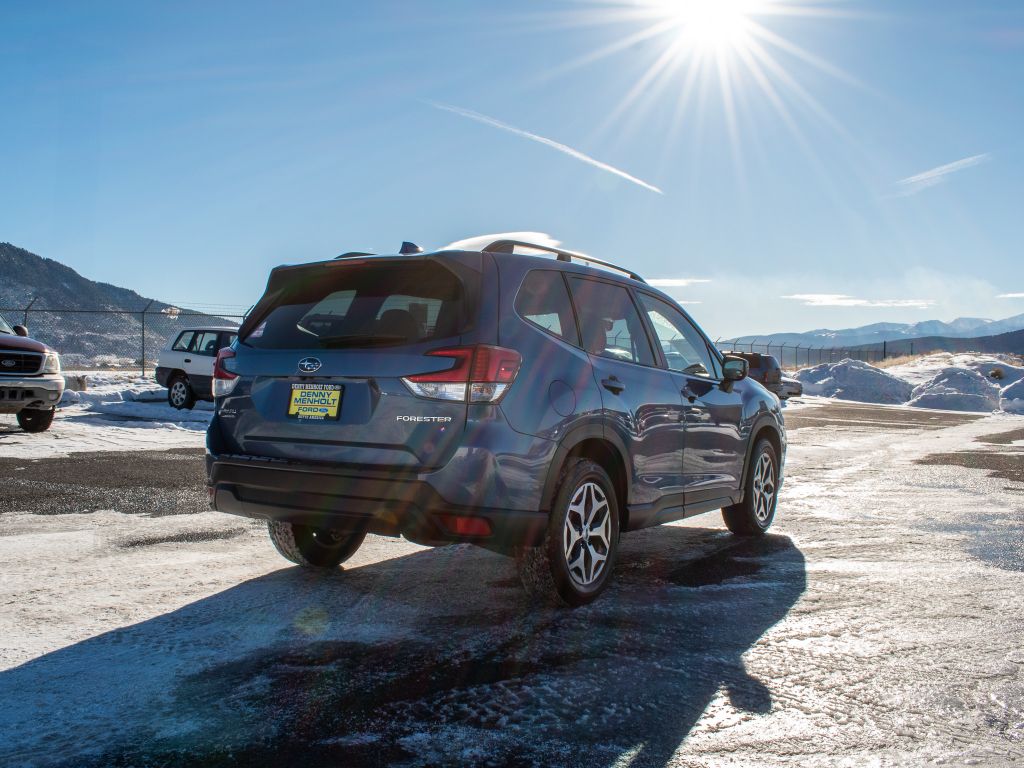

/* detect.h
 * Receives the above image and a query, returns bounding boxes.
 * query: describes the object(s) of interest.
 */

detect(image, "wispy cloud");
[648,278,711,288]
[997,292,1024,299]
[431,102,663,195]
[782,293,935,309]
[895,153,991,196]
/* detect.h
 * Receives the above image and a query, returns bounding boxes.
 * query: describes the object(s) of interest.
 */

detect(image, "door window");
[567,277,655,366]
[514,270,580,346]
[172,331,195,352]
[191,331,222,357]
[637,293,719,378]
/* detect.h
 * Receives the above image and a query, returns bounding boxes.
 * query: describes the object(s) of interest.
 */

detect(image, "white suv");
[156,327,237,410]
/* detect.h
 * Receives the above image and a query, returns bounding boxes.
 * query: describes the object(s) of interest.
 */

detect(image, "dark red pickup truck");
[0,311,64,432]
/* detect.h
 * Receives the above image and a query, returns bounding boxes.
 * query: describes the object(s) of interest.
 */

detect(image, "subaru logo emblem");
[298,357,322,373]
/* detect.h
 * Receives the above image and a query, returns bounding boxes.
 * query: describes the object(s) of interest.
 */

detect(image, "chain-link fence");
[2,299,926,377]
[714,338,920,370]
[0,303,247,375]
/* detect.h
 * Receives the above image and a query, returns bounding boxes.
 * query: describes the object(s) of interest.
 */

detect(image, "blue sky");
[1,0,1022,338]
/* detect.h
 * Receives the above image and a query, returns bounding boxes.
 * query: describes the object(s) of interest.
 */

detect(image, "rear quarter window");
[514,270,580,346]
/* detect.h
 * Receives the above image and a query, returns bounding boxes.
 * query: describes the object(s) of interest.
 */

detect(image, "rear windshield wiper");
[315,334,411,348]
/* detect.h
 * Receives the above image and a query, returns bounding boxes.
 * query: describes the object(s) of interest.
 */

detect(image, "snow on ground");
[794,352,1024,413]
[0,371,209,459]
[793,359,912,404]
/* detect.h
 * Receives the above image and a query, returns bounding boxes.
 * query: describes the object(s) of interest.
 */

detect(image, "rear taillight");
[402,345,521,403]
[213,347,239,398]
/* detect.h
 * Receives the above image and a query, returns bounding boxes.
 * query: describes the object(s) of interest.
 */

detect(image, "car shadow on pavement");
[0,527,805,768]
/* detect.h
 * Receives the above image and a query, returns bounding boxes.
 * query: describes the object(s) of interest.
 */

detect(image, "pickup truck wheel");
[16,408,55,433]
[267,521,366,568]
[516,458,620,607]
[722,439,779,536]
[167,375,195,410]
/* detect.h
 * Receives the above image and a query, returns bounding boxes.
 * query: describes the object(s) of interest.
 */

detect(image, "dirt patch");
[118,527,248,548]
[785,403,982,432]
[977,427,1024,445]
[916,451,1024,484]
[0,449,207,516]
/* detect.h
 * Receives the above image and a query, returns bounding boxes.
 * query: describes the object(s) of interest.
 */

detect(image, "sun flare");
[653,0,766,53]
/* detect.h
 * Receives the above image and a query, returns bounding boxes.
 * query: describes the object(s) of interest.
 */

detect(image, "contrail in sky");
[896,153,990,196]
[431,102,663,195]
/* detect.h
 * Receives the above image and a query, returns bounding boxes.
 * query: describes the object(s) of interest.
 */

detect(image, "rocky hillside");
[0,243,239,365]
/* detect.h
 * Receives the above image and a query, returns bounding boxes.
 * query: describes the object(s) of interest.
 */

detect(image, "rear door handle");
[601,376,625,395]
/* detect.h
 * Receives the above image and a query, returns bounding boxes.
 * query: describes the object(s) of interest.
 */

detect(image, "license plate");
[288,383,342,420]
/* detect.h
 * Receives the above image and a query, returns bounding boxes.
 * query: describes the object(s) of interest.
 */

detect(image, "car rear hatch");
[219,252,491,471]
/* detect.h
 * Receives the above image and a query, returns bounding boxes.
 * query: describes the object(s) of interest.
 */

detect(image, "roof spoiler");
[482,239,646,283]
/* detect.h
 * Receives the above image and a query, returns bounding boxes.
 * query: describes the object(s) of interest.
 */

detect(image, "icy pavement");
[0,404,1022,766]
[0,370,208,459]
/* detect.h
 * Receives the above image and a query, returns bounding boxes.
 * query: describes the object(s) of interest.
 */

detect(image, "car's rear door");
[218,254,486,472]
[185,330,220,397]
[634,292,745,502]
[566,275,686,508]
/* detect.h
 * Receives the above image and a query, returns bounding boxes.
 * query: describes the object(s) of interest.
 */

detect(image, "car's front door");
[635,292,745,503]
[566,276,686,511]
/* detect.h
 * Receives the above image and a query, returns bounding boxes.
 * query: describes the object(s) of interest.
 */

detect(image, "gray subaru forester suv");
[207,240,785,605]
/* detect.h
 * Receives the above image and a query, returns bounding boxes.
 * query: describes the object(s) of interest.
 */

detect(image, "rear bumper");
[207,453,548,551]
[0,375,64,414]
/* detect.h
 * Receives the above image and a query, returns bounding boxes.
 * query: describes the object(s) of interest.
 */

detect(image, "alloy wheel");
[751,452,776,523]
[170,381,187,407]
[562,481,612,587]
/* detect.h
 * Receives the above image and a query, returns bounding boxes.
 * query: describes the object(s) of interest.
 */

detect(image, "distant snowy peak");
[731,313,1024,347]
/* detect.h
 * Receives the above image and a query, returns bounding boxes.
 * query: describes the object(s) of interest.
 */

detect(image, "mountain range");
[724,314,1024,348]
[0,242,238,364]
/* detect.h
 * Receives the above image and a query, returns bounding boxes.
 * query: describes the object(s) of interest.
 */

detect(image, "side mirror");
[13,325,28,337]
[721,356,748,392]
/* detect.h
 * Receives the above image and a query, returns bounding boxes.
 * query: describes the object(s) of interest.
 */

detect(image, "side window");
[514,270,580,346]
[191,331,222,357]
[221,332,238,349]
[566,276,655,366]
[637,293,719,378]
[172,331,195,352]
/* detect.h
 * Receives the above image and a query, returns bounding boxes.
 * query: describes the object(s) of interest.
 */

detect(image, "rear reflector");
[437,514,492,537]
[402,345,521,403]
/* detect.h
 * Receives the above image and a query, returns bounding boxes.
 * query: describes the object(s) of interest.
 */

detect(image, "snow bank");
[795,359,913,404]
[793,353,1024,413]
[885,353,1024,388]
[1001,379,1024,414]
[907,368,1001,412]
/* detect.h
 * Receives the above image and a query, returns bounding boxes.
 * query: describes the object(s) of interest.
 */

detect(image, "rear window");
[244,261,472,349]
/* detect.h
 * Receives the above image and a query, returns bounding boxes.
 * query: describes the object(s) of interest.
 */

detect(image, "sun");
[653,0,766,53]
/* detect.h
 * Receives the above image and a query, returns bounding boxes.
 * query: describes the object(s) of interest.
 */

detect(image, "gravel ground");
[0,402,1022,767]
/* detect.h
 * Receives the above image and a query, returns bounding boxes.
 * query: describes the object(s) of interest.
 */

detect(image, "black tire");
[723,438,779,536]
[267,521,366,568]
[16,408,55,433]
[167,374,196,410]
[516,458,620,607]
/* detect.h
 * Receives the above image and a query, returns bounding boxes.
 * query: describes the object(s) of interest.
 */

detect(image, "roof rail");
[482,239,646,283]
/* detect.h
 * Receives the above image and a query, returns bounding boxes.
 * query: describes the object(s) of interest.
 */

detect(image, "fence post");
[23,296,37,327]
[140,300,155,377]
